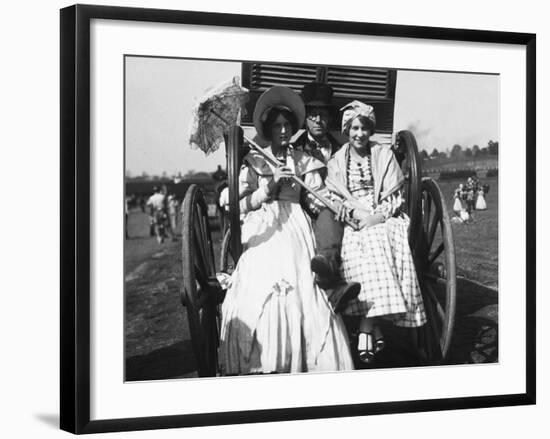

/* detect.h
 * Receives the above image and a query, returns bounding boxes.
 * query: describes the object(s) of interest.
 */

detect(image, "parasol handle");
[209,109,358,230]
[242,134,359,230]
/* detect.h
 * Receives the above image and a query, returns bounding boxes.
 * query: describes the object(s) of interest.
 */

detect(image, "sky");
[393,70,499,155]
[125,57,499,177]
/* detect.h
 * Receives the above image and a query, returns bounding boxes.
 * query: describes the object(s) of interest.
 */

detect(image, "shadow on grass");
[446,278,498,364]
[343,277,498,369]
[125,274,498,379]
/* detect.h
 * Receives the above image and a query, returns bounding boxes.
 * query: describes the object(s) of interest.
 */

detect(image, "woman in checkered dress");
[327,100,427,364]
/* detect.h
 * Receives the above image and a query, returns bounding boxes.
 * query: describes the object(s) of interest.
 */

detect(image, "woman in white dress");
[475,187,487,210]
[219,86,354,375]
[327,101,427,364]
[453,184,464,214]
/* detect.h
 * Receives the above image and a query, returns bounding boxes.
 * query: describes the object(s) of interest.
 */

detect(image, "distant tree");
[420,150,429,160]
[464,147,472,157]
[479,147,489,156]
[141,171,149,179]
[438,151,447,159]
[472,144,480,157]
[161,171,168,179]
[450,144,463,158]
[430,148,439,159]
[488,140,499,155]
[185,169,196,177]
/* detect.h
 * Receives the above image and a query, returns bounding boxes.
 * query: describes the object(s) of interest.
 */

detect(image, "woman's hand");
[343,197,364,211]
[266,165,294,195]
[352,208,385,230]
[335,202,349,223]
[273,165,294,183]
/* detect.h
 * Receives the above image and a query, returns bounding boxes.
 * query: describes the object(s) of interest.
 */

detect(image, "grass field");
[124,177,498,379]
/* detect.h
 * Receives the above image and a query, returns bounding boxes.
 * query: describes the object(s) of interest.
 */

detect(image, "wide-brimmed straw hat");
[253,86,305,141]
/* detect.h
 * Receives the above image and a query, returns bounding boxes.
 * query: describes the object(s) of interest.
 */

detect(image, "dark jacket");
[294,131,342,218]
[293,131,343,168]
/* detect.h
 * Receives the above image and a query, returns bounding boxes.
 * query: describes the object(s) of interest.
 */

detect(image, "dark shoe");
[327,281,361,313]
[311,255,338,287]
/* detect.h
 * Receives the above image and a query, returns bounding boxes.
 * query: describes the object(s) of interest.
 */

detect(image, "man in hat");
[294,82,343,166]
[296,82,359,313]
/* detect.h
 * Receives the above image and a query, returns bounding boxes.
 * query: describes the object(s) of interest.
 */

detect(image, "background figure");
[453,184,464,215]
[160,185,177,241]
[146,186,168,243]
[465,177,476,213]
[472,176,480,207]
[168,194,179,235]
[458,208,470,223]
[476,187,487,210]
[212,164,227,182]
[466,188,475,215]
[146,187,160,237]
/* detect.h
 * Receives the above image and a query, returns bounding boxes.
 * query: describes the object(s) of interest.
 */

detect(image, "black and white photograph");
[52,2,538,435]
[3,0,547,436]
[124,57,500,380]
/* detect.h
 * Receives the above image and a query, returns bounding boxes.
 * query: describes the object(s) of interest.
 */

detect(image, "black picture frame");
[60,4,536,434]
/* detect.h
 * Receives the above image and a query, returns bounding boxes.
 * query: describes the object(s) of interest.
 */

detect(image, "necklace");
[347,150,373,190]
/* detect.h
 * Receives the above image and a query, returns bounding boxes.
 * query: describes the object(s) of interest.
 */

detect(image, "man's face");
[305,107,331,139]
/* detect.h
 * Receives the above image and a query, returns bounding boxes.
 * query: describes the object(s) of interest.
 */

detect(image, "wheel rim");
[417,178,457,362]
[181,184,222,377]
[395,130,422,251]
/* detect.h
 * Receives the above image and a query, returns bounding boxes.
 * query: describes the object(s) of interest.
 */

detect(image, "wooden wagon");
[181,62,457,376]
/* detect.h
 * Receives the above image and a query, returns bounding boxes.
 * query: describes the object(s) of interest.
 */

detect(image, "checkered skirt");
[340,215,427,327]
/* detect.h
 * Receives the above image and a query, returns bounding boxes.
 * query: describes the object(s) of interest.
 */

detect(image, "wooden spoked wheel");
[181,184,223,377]
[416,178,457,363]
[226,125,243,262]
[395,130,422,251]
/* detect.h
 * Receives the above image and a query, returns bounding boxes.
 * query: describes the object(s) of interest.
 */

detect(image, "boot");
[310,254,339,290]
[311,255,361,313]
[326,281,361,313]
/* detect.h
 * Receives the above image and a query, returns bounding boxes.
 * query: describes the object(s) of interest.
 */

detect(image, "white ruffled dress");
[220,146,354,375]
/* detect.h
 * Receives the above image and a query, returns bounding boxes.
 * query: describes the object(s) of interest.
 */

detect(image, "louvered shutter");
[248,63,318,92]
[326,66,391,99]
[241,62,396,135]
